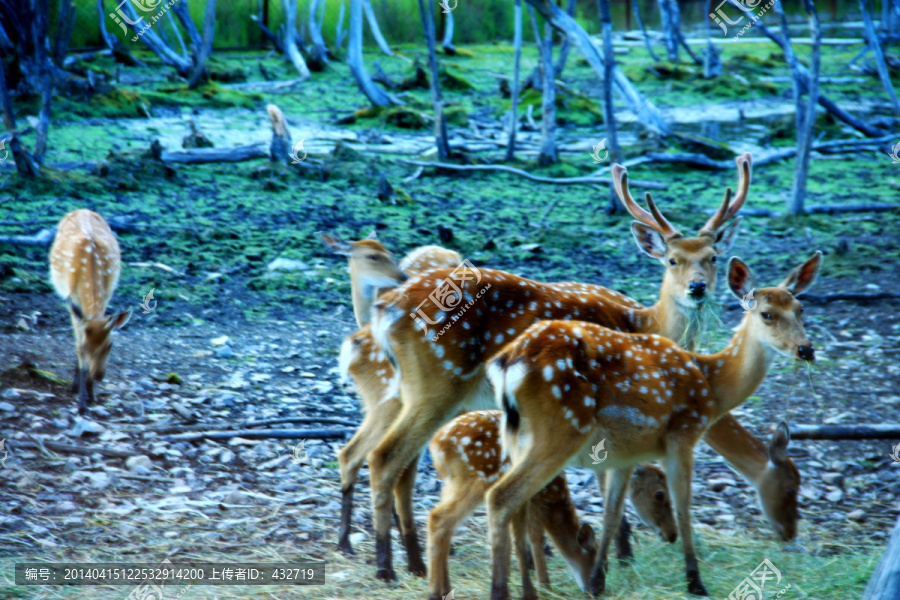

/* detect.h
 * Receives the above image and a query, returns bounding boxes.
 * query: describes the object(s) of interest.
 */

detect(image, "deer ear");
[769,422,791,466]
[778,251,822,296]
[317,232,352,256]
[727,257,755,299]
[577,522,596,549]
[366,230,378,240]
[67,297,84,321]
[714,217,741,255]
[631,222,667,259]
[107,310,132,331]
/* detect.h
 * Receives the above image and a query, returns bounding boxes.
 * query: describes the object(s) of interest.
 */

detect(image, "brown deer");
[484,252,821,598]
[49,209,131,414]
[364,154,799,581]
[428,409,676,600]
[322,232,462,553]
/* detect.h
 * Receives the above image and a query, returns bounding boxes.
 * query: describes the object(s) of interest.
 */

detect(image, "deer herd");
[47,153,821,598]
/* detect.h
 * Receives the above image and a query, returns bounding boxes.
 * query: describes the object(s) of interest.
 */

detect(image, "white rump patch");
[337,337,357,384]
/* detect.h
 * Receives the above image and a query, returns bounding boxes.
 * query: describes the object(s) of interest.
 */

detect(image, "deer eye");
[366,254,379,261]
[711,256,717,263]
[654,491,665,500]
[761,312,772,320]
[668,259,677,266]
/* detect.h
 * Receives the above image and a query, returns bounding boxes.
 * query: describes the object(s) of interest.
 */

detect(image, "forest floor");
[1,33,899,599]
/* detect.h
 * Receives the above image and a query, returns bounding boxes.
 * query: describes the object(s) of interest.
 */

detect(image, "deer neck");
[697,318,773,421]
[649,289,697,349]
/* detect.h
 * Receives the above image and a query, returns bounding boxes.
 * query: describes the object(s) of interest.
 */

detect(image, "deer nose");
[398,272,408,282]
[797,345,815,361]
[688,281,707,298]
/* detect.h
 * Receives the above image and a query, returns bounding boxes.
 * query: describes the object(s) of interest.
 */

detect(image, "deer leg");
[588,467,634,596]
[338,396,399,554]
[526,504,550,587]
[70,360,80,393]
[511,504,538,600]
[486,446,576,600]
[427,476,488,600]
[665,438,708,597]
[395,452,426,576]
[77,367,91,414]
[368,400,459,582]
[615,515,634,562]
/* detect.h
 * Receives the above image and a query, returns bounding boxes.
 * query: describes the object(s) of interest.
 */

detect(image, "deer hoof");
[375,567,397,582]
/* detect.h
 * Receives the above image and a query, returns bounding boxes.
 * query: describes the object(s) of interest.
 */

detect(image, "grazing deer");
[428,410,676,600]
[484,252,821,598]
[49,209,131,414]
[322,232,462,554]
[364,155,795,581]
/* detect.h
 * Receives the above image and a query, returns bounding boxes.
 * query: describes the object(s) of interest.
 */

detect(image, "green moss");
[143,82,262,109]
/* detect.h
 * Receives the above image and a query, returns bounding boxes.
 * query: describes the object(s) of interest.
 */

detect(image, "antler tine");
[612,164,680,239]
[643,192,680,240]
[700,152,752,235]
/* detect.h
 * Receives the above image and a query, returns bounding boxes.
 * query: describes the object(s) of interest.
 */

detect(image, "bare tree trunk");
[670,0,700,64]
[32,0,52,164]
[788,0,821,215]
[703,0,721,78]
[0,49,39,176]
[553,0,576,76]
[52,0,74,66]
[348,0,397,106]
[188,0,218,88]
[308,0,330,68]
[633,1,659,61]
[441,10,456,54]
[657,0,678,61]
[506,0,523,161]
[417,0,450,159]
[538,22,557,165]
[362,0,392,56]
[335,1,346,50]
[524,0,669,134]
[598,0,622,212]
[281,0,311,79]
[861,0,900,113]
[120,2,194,75]
[172,1,204,52]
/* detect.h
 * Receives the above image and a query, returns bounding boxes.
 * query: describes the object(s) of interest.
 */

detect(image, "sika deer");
[366,156,768,581]
[428,410,675,600]
[321,232,462,554]
[49,210,131,414]
[484,252,821,598]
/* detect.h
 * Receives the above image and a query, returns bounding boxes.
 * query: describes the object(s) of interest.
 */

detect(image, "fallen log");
[159,143,268,164]
[0,228,55,247]
[161,428,354,442]
[788,424,900,440]
[725,292,900,307]
[713,204,899,219]
[11,439,141,458]
[142,416,359,435]
[402,160,668,188]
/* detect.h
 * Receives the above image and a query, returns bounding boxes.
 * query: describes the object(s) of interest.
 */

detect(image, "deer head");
[67,298,131,385]
[757,422,800,540]
[727,251,821,361]
[612,153,751,312]
[630,464,678,543]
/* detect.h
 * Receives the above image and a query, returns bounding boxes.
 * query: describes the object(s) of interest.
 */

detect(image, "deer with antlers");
[484,252,821,598]
[320,232,463,554]
[428,410,676,600]
[365,155,803,581]
[49,209,131,414]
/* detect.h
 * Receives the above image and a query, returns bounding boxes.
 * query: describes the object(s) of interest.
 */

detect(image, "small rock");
[220,449,235,464]
[826,489,844,503]
[0,400,16,411]
[214,346,235,359]
[125,455,153,473]
[86,472,111,490]
[211,335,230,347]
[349,532,366,545]
[707,477,736,492]
[822,472,844,486]
[223,490,247,504]
[267,258,308,272]
[846,509,865,522]
[54,501,78,514]
[69,420,106,437]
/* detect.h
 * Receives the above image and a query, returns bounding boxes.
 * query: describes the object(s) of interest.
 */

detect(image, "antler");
[700,152,752,237]
[611,164,681,240]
